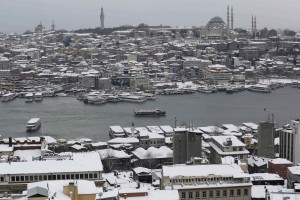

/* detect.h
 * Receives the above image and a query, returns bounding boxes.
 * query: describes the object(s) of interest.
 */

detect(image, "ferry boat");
[34,92,43,101]
[119,94,147,103]
[24,93,34,103]
[26,118,41,131]
[197,86,213,94]
[109,125,126,138]
[247,84,271,93]
[134,108,166,116]
[0,93,17,102]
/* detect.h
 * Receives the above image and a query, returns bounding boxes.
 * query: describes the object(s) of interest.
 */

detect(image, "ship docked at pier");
[134,108,166,117]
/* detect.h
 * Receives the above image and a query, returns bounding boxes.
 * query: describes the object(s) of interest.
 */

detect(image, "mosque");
[200,6,234,40]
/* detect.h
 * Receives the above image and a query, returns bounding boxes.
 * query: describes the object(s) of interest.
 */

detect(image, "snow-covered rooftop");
[133,146,172,159]
[0,151,103,175]
[163,164,249,179]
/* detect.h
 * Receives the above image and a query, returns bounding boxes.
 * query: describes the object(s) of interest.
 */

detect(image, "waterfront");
[0,87,299,141]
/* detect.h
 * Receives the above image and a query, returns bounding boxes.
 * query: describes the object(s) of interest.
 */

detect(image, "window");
[80,174,83,179]
[237,189,241,196]
[189,192,193,199]
[30,176,34,181]
[34,176,38,181]
[16,176,20,182]
[94,173,98,179]
[239,147,243,151]
[21,176,24,181]
[196,191,200,198]
[43,175,47,180]
[244,189,248,196]
[71,174,74,179]
[181,192,186,199]
[62,175,65,179]
[230,190,234,197]
[223,190,227,197]
[233,147,237,151]
[202,191,206,198]
[216,190,220,197]
[39,175,43,180]
[75,174,79,179]
[25,176,29,181]
[52,175,56,180]
[57,175,61,180]
[11,176,15,182]
[48,175,52,180]
[209,191,214,198]
[66,174,70,179]
[89,174,93,179]
[85,174,88,179]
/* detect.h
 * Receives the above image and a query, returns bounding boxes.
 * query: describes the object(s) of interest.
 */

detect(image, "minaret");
[100,7,105,30]
[254,16,257,38]
[227,5,230,31]
[227,5,230,39]
[251,15,254,33]
[51,20,55,31]
[231,7,233,30]
[254,16,257,32]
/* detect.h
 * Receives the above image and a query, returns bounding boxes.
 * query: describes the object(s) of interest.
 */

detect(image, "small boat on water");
[134,108,166,117]
[26,118,41,132]
[34,92,43,101]
[25,93,34,103]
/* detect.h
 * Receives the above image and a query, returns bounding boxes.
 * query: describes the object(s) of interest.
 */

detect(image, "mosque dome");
[207,16,225,25]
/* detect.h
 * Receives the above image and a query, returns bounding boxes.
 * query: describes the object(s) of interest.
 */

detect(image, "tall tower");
[254,16,257,32]
[257,115,276,158]
[227,5,230,39]
[100,7,105,30]
[251,15,254,33]
[227,5,230,31]
[173,128,202,164]
[231,7,233,30]
[51,20,55,31]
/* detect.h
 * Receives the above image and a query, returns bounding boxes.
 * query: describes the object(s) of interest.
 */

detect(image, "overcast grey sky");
[0,0,299,33]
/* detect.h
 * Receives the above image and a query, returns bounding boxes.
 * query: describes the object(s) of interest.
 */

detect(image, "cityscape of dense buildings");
[1,4,300,200]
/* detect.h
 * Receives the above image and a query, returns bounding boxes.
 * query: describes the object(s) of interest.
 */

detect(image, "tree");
[145,151,154,169]
[283,29,296,37]
[260,27,269,38]
[268,29,277,37]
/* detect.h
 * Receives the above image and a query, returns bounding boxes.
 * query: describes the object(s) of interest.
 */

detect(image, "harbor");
[0,86,299,141]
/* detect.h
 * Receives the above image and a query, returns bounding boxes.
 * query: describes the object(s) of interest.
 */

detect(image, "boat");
[109,126,126,138]
[134,108,166,117]
[24,93,34,103]
[225,86,234,94]
[119,94,147,103]
[247,84,271,93]
[34,92,43,101]
[197,86,213,94]
[26,118,41,131]
[0,93,17,102]
[106,96,121,103]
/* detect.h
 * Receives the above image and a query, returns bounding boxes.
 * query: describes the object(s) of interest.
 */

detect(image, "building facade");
[173,128,202,164]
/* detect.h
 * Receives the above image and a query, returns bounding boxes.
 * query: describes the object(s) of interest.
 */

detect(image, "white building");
[209,136,249,166]
[204,64,232,84]
[161,164,252,200]
[0,151,103,192]
[278,119,300,164]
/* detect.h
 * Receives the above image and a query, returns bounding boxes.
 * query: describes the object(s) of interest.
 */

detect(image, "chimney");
[8,137,12,147]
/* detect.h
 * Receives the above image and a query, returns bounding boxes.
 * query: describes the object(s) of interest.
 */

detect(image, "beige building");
[204,64,232,84]
[161,164,252,200]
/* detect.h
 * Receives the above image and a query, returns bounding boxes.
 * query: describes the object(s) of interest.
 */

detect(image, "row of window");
[181,188,249,199]
[171,177,232,183]
[140,140,164,145]
[8,173,99,183]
